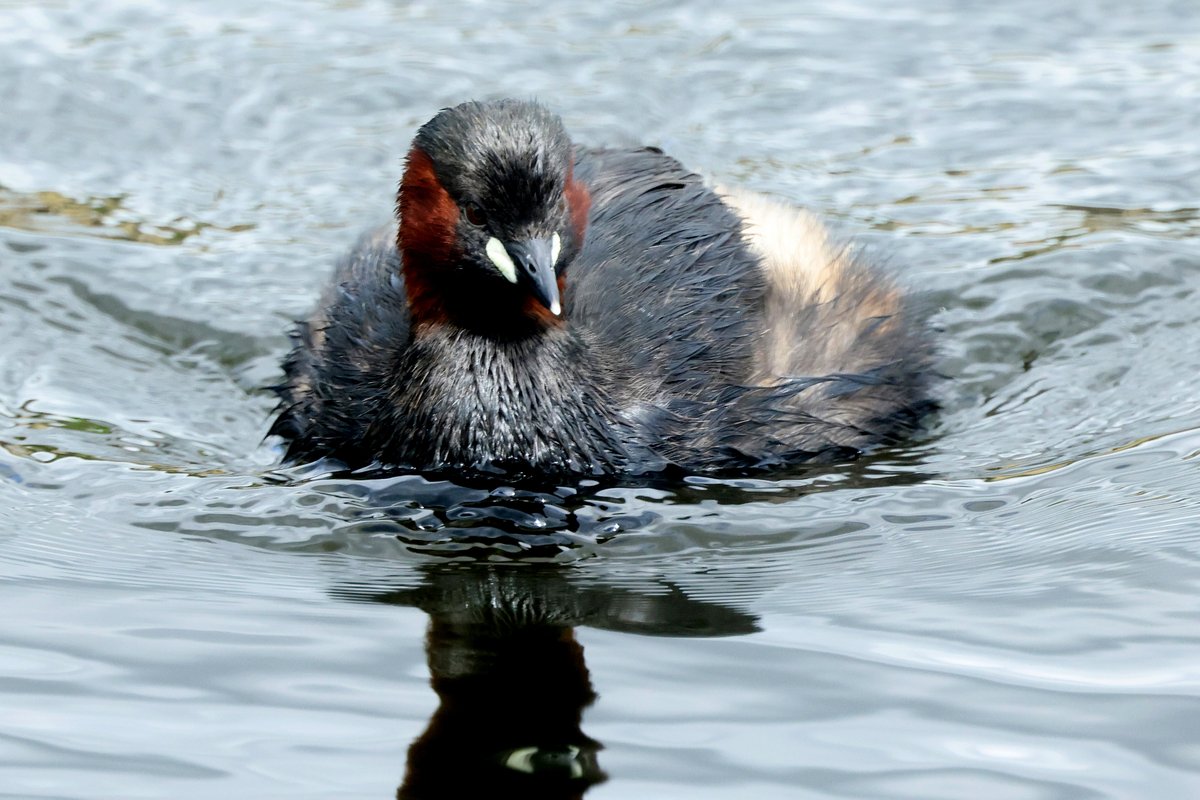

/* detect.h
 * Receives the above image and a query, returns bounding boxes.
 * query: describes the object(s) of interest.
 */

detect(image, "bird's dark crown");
[415,99,572,237]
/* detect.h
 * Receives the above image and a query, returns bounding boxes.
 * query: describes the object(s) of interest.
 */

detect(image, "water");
[2,1,1199,797]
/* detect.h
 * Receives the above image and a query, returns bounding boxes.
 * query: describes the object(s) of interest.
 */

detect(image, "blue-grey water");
[2,1,1199,797]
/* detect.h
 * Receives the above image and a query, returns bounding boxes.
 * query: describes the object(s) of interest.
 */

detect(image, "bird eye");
[464,203,486,227]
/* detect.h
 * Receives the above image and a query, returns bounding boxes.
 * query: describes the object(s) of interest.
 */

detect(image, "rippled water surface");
[3,1,1200,797]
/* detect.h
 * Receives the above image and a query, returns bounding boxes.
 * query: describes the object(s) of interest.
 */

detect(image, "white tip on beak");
[549,299,562,316]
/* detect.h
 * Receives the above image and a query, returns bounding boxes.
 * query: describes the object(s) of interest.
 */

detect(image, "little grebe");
[271,99,935,478]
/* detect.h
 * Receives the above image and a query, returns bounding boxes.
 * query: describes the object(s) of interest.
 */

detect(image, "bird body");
[271,100,934,478]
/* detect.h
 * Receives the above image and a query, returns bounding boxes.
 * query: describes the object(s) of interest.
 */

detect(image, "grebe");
[271,99,934,478]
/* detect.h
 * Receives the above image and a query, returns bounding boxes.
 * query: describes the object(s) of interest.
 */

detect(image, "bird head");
[397,99,590,331]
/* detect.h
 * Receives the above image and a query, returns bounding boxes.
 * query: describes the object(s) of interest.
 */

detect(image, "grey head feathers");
[415,99,573,241]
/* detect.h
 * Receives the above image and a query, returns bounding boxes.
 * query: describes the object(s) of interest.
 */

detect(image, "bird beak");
[504,237,562,316]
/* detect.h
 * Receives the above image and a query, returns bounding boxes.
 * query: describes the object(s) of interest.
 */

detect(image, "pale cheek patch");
[486,236,518,283]
[550,232,561,266]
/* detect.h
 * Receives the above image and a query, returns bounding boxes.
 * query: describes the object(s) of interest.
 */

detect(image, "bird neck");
[400,251,566,338]
[379,324,629,477]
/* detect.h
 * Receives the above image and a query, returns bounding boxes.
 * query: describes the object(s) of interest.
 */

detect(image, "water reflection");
[289,457,934,559]
[342,564,759,799]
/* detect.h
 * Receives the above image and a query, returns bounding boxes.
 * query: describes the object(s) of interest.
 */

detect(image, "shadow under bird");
[270,99,935,479]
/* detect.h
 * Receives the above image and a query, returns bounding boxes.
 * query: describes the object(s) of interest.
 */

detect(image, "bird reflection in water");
[346,563,759,799]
